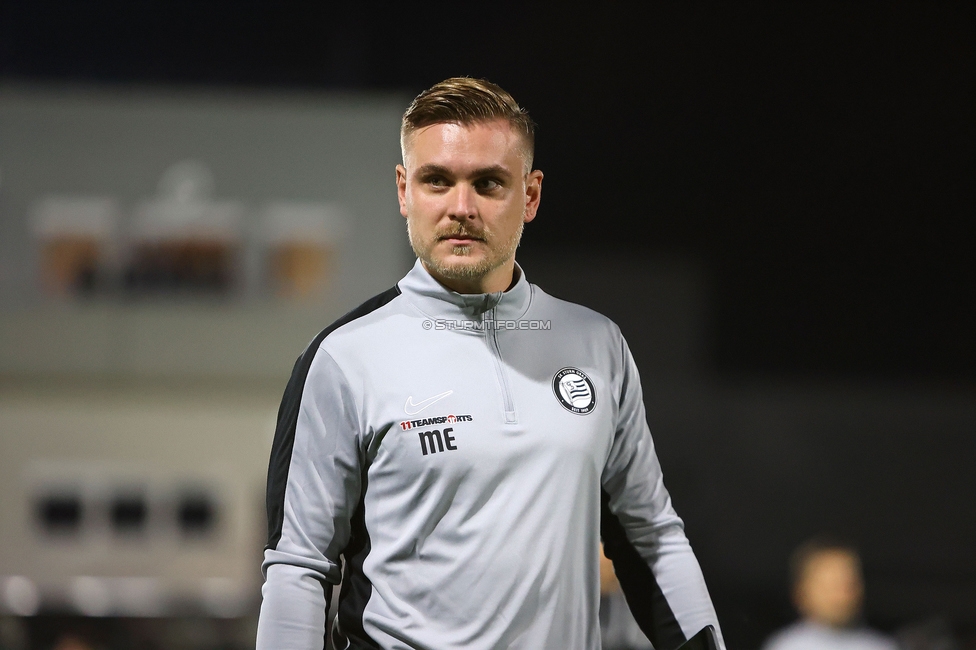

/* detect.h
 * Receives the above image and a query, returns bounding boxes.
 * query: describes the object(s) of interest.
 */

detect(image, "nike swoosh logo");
[404,390,454,415]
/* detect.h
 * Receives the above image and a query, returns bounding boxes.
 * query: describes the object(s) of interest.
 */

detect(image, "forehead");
[804,550,858,576]
[404,120,525,171]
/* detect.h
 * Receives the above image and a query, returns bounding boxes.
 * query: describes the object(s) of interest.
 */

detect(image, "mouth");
[439,231,484,244]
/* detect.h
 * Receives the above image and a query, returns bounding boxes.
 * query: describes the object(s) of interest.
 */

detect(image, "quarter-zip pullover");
[257,260,724,650]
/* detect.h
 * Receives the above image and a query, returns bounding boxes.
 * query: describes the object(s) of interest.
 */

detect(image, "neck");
[422,259,519,294]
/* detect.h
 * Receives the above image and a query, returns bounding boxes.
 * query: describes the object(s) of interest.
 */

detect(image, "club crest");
[552,367,596,415]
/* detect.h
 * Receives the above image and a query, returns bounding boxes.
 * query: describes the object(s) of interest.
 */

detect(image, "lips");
[439,230,484,243]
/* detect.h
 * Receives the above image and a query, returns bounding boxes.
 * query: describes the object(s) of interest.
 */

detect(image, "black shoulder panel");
[601,489,688,650]
[265,285,402,551]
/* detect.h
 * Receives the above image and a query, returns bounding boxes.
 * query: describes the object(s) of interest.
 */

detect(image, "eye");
[475,177,502,193]
[424,175,449,188]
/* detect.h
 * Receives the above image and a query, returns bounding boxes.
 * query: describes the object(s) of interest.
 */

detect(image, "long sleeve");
[256,344,365,650]
[600,332,725,650]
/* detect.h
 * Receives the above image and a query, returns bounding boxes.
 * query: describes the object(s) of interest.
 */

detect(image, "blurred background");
[0,2,972,649]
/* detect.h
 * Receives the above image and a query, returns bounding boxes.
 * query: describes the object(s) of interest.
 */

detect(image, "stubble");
[407,219,524,282]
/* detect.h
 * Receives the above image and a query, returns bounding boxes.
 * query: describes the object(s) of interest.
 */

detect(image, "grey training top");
[256,260,725,650]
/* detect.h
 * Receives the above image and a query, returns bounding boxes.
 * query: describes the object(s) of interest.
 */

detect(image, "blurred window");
[263,202,345,299]
[126,161,242,297]
[110,493,148,534]
[30,197,117,297]
[178,492,217,536]
[36,493,83,535]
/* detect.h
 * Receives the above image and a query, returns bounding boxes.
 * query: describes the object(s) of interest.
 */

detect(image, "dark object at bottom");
[677,625,719,650]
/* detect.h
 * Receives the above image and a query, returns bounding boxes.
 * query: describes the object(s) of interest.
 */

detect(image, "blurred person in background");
[255,77,724,650]
[762,538,899,650]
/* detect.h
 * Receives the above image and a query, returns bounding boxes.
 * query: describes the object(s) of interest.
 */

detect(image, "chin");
[427,254,496,281]
[441,260,489,279]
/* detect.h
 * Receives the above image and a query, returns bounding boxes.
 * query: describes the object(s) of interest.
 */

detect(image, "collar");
[398,258,532,322]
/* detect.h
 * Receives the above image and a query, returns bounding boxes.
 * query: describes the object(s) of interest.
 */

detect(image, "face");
[397,119,543,294]
[794,550,864,627]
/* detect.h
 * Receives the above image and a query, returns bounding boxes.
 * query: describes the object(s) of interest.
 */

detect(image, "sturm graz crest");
[553,367,596,414]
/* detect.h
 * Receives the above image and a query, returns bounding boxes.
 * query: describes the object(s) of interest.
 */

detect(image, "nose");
[448,184,478,221]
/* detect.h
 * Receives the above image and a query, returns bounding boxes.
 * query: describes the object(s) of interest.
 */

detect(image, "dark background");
[2,2,973,647]
[2,1,972,379]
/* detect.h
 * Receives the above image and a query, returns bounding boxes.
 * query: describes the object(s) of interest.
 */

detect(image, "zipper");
[486,306,518,424]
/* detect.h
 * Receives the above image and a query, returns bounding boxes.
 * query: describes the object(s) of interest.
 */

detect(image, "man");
[256,77,724,650]
[761,538,898,650]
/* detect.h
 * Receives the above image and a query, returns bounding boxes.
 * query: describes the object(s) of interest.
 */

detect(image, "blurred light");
[70,576,111,617]
[3,576,40,616]
[112,577,161,616]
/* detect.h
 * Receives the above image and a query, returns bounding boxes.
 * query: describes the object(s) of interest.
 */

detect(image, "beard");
[407,218,524,283]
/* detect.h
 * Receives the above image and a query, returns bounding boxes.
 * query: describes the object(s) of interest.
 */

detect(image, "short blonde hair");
[400,77,536,171]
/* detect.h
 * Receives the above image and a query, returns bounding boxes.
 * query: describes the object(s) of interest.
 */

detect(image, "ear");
[522,170,544,224]
[396,164,408,219]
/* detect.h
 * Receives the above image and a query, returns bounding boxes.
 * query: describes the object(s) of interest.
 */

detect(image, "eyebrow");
[414,164,514,179]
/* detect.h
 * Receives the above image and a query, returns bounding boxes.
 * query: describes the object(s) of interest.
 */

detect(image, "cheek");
[405,197,445,235]
[407,189,442,216]
[498,200,528,228]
